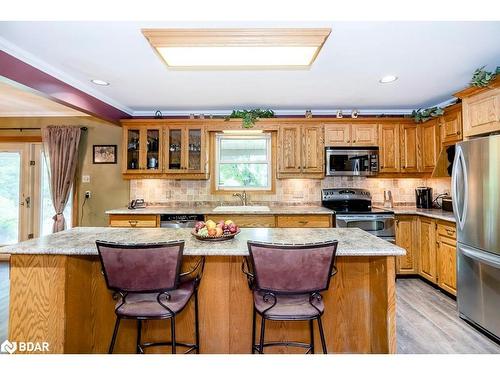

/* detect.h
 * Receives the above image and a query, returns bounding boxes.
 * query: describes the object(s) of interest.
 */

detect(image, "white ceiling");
[0,80,86,117]
[1,21,500,116]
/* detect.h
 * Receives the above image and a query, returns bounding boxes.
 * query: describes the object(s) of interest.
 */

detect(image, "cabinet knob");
[352,140,356,143]
[457,131,461,135]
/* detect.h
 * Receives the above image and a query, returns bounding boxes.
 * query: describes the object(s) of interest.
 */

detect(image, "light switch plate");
[82,175,91,183]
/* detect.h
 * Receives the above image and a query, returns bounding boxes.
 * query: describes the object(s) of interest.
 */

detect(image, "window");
[215,133,272,191]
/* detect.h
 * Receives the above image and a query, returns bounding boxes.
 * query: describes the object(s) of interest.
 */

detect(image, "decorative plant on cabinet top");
[225,109,275,128]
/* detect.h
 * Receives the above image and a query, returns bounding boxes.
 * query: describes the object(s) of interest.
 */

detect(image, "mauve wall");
[130,177,451,206]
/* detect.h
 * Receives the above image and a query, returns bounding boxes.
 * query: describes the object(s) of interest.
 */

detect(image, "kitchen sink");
[212,205,271,212]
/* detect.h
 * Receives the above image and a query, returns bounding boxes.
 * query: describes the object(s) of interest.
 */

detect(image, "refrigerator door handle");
[452,145,468,230]
[460,244,500,269]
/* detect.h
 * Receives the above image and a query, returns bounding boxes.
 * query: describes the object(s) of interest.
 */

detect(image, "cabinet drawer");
[437,222,456,240]
[205,215,275,228]
[109,214,158,228]
[276,215,331,228]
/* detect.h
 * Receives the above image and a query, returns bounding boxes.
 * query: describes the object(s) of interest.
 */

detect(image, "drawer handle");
[298,221,309,225]
[446,229,455,235]
[129,220,138,227]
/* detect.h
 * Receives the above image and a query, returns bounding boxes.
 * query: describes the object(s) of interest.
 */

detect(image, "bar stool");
[242,240,338,354]
[96,240,205,354]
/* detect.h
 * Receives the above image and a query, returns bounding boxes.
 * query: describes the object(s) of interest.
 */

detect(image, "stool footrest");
[140,341,198,354]
[253,341,313,354]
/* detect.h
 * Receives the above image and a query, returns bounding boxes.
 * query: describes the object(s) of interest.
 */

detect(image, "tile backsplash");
[130,177,451,206]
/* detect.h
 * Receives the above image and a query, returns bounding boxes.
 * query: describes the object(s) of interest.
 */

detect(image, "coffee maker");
[415,187,433,209]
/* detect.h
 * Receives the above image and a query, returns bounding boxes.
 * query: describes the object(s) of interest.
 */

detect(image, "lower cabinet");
[395,215,457,296]
[205,214,332,228]
[205,214,276,228]
[395,216,418,274]
[108,214,159,228]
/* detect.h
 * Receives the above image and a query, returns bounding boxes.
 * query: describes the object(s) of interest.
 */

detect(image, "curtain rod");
[0,127,88,131]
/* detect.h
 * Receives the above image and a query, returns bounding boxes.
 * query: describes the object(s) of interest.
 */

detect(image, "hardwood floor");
[0,261,9,343]
[397,278,500,354]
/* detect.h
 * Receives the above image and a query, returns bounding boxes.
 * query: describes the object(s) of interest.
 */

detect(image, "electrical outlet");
[85,191,91,199]
[82,175,91,183]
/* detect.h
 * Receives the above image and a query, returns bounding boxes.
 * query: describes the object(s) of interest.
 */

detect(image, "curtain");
[42,126,81,233]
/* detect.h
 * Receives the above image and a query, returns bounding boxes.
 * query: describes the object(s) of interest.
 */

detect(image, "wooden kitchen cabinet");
[436,221,457,295]
[418,217,437,283]
[109,214,159,228]
[395,215,418,275]
[276,214,332,228]
[440,103,463,146]
[278,122,324,178]
[460,87,500,137]
[324,123,377,147]
[378,123,400,173]
[165,124,208,174]
[418,118,440,173]
[400,123,419,173]
[122,124,163,175]
[205,215,276,228]
[324,123,350,146]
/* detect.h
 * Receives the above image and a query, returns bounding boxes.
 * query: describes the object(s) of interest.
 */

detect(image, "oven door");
[336,214,395,239]
[325,148,378,176]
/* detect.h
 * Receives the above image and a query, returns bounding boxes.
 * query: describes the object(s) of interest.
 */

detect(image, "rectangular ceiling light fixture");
[142,28,331,69]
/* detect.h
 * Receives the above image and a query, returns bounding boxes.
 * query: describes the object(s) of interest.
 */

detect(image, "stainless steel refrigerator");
[452,134,500,340]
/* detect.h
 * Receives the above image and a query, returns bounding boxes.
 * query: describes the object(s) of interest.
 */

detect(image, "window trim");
[213,132,274,192]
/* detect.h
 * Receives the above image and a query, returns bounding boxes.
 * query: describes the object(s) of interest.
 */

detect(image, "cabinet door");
[278,124,302,173]
[165,126,186,173]
[324,124,351,146]
[418,217,437,283]
[395,216,418,274]
[441,107,462,145]
[351,123,378,146]
[301,124,324,174]
[463,88,500,137]
[437,237,457,295]
[145,127,163,174]
[123,127,145,173]
[400,123,419,173]
[185,126,206,173]
[378,123,400,173]
[418,119,440,173]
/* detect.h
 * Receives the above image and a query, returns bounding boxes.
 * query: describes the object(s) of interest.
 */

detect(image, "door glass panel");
[146,129,160,170]
[187,129,202,170]
[0,152,20,244]
[40,156,72,235]
[168,129,182,170]
[126,129,140,170]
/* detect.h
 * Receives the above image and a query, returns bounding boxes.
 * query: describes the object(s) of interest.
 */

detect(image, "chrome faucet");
[233,191,248,206]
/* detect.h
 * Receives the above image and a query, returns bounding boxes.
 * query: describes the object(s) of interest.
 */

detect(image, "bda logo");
[1,340,17,354]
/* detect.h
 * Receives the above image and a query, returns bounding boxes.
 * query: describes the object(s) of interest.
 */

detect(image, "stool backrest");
[96,240,184,293]
[247,240,338,294]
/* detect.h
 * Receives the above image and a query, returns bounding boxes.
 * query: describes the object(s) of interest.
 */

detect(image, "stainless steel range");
[322,188,395,242]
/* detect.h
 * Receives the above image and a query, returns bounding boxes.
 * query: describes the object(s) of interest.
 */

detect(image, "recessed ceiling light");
[142,28,331,69]
[91,79,110,86]
[379,75,398,84]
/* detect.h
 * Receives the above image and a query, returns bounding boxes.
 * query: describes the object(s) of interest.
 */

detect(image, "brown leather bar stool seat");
[96,240,205,354]
[243,240,338,354]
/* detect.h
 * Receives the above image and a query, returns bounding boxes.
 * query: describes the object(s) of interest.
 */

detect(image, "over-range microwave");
[325,147,379,176]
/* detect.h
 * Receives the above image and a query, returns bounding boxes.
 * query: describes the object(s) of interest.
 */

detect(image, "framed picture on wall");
[93,145,117,164]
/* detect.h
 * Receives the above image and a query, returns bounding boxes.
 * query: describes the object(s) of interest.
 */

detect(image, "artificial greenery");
[470,66,500,87]
[225,109,275,128]
[411,106,444,123]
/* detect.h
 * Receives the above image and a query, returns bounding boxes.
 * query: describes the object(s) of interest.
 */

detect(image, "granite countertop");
[389,207,456,222]
[0,227,405,257]
[105,205,335,215]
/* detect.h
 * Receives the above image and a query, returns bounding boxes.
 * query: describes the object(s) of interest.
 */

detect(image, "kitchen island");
[1,227,405,354]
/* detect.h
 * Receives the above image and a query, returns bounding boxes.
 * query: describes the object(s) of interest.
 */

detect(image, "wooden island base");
[9,255,396,354]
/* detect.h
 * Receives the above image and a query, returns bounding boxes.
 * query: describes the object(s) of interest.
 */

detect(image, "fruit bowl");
[191,219,240,241]
[191,228,240,241]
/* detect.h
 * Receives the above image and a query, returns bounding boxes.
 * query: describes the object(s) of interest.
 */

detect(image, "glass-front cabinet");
[123,124,163,174]
[122,121,207,178]
[165,124,206,174]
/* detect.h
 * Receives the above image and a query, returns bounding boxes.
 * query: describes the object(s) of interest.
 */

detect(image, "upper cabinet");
[278,122,324,178]
[400,123,419,173]
[121,121,208,179]
[324,123,377,147]
[378,123,400,173]
[418,118,440,173]
[455,80,500,138]
[439,103,462,146]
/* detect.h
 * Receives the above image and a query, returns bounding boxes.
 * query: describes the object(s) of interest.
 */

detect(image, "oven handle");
[336,215,395,222]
